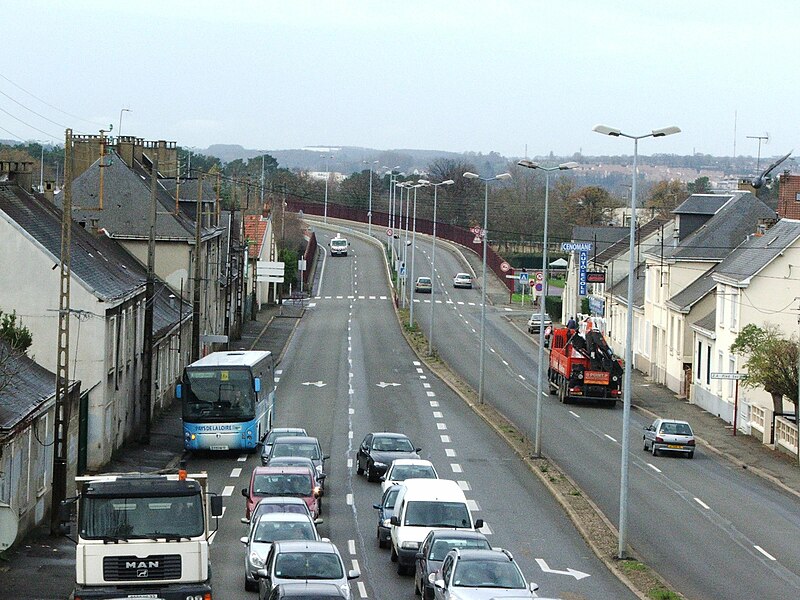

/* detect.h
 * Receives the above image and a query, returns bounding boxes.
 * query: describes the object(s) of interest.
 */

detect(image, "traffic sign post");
[500,261,511,273]
[711,372,747,436]
[386,228,393,237]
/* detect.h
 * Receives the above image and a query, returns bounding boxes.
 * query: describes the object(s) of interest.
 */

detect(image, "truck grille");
[103,554,182,581]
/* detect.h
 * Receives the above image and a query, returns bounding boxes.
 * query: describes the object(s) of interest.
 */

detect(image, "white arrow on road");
[302,381,327,388]
[376,382,401,388]
[535,558,590,580]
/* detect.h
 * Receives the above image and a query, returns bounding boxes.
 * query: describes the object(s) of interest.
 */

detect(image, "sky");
[3,0,799,159]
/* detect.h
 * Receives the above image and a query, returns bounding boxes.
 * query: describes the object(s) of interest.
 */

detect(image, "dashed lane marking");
[478,522,493,535]
[222,485,234,497]
[519,375,526,380]
[445,448,456,457]
[450,463,463,473]
[437,423,447,430]
[357,581,367,598]
[237,455,248,462]
[754,545,776,560]
[230,468,242,478]
[416,368,424,373]
[458,480,471,491]
[413,361,421,366]
[346,493,354,505]
[694,497,710,510]
[441,435,450,443]
[604,434,617,443]
[348,539,356,555]
[466,499,480,511]
[647,463,662,473]
[347,459,353,468]
[430,400,439,407]
[427,391,436,397]
[275,370,283,375]
[433,411,443,418]
[423,383,431,389]
[569,411,580,418]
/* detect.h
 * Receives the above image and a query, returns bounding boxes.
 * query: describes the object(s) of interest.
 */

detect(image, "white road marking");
[450,463,463,473]
[440,435,450,443]
[308,302,316,308]
[427,391,436,397]
[370,296,376,299]
[433,411,443,418]
[275,370,283,375]
[569,411,580,418]
[490,348,496,353]
[466,499,480,511]
[230,468,242,478]
[346,493,354,505]
[604,434,617,443]
[222,485,234,497]
[237,455,248,462]
[457,480,471,491]
[275,377,280,383]
[471,328,477,333]
[445,448,456,457]
[337,295,343,299]
[468,302,476,306]
[348,539,356,555]
[380,295,387,300]
[754,545,776,560]
[347,458,353,468]
[416,367,424,373]
[430,400,439,407]
[458,301,465,305]
[694,497,710,510]
[437,423,447,430]
[519,375,526,380]
[412,361,421,366]
[647,463,662,473]
[478,522,492,535]
[349,408,355,414]
[351,558,360,572]
[503,307,513,312]
[423,383,431,389]
[502,360,509,366]
[348,431,353,439]
[357,581,367,598]
[420,375,427,380]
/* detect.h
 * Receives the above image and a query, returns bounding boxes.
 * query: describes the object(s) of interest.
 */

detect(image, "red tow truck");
[548,326,623,407]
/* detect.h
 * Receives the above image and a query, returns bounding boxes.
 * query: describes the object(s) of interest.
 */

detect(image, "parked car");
[256,540,359,600]
[415,530,491,599]
[415,276,433,293]
[373,484,401,549]
[264,583,348,599]
[643,418,696,458]
[261,427,308,465]
[453,273,472,288]
[380,458,438,493]
[242,466,322,520]
[429,548,538,599]
[265,436,329,492]
[356,432,421,482]
[527,312,552,334]
[241,512,320,591]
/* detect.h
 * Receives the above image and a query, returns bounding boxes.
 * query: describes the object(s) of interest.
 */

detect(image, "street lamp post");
[365,160,379,236]
[118,108,132,137]
[592,124,680,559]
[408,182,425,327]
[323,154,333,224]
[418,178,455,355]
[518,160,578,456]
[463,171,512,403]
[395,181,409,300]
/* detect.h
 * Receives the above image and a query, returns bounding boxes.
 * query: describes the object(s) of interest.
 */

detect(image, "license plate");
[667,444,683,449]
[210,445,229,450]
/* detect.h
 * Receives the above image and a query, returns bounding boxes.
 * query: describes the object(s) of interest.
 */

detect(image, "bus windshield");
[80,494,204,540]
[183,368,255,422]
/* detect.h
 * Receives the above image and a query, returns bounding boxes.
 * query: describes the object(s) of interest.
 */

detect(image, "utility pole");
[141,153,157,443]
[191,175,203,362]
[51,129,73,534]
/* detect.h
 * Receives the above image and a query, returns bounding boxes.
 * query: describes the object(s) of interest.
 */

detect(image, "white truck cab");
[389,479,483,575]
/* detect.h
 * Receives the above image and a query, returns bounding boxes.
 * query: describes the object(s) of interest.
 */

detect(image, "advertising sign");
[578,250,588,296]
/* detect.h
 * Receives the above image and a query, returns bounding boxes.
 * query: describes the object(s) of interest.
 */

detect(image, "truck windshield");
[182,368,255,422]
[331,240,347,248]
[403,501,471,528]
[80,495,204,540]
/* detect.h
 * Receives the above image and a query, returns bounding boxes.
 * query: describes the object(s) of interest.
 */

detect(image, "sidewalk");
[457,242,800,499]
[0,304,299,600]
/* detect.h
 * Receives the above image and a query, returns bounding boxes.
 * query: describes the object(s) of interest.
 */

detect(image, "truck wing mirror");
[474,518,484,529]
[242,487,249,497]
[390,515,400,526]
[58,497,76,523]
[210,495,224,517]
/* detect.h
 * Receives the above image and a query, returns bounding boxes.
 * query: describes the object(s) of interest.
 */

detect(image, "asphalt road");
[392,226,800,600]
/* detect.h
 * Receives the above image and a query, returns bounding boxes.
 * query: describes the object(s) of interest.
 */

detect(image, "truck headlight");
[382,518,391,527]
[401,541,421,550]
[249,551,264,568]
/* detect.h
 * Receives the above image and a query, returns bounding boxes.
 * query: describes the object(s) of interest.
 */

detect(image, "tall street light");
[592,123,680,560]
[408,182,425,327]
[395,181,409,300]
[518,160,578,457]
[418,178,454,355]
[364,160,379,236]
[118,108,132,137]
[323,154,333,224]
[463,171,512,403]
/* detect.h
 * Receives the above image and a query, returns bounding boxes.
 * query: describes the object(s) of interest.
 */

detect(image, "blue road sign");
[518,272,530,286]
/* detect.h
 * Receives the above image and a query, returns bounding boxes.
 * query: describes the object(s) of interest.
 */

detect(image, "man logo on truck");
[127,561,159,569]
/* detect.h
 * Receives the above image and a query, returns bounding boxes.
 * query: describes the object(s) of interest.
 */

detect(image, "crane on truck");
[58,465,222,600]
[548,326,623,407]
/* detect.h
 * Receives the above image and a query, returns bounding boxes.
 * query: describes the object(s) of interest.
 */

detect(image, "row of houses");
[561,175,800,456]
[0,135,278,549]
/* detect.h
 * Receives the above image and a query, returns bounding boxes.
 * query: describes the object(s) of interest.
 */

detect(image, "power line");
[0,88,69,129]
[0,124,26,142]
[0,71,104,127]
[0,105,59,141]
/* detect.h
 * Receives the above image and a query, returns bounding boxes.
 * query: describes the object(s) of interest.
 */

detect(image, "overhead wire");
[0,105,60,141]
[0,88,69,129]
[0,71,105,127]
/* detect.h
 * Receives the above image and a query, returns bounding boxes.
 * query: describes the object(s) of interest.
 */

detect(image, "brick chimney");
[43,180,56,203]
[0,160,34,191]
[777,171,800,219]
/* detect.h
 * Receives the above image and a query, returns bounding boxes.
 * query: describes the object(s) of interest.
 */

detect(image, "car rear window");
[430,537,491,560]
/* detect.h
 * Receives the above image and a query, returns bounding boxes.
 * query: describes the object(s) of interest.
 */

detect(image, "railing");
[775,415,798,454]
[303,231,317,288]
[750,404,766,434]
[287,199,514,291]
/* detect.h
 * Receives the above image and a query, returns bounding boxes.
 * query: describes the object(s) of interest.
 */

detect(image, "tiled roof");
[608,264,646,309]
[666,265,717,313]
[663,192,776,262]
[571,226,629,257]
[244,215,268,259]
[593,218,669,263]
[713,218,800,285]
[673,194,732,215]
[0,342,56,431]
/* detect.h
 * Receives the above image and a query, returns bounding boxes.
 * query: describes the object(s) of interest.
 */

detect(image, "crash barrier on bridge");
[287,199,514,291]
[302,230,317,289]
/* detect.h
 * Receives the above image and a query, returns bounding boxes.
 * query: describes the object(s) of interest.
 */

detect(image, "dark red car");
[242,466,321,520]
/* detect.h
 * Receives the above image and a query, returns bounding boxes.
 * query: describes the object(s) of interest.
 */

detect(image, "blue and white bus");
[177,351,275,452]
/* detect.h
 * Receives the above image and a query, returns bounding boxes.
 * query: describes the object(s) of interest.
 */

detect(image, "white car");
[453,273,473,288]
[381,459,438,493]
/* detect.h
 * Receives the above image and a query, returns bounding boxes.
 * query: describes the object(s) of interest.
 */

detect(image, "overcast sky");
[3,0,798,159]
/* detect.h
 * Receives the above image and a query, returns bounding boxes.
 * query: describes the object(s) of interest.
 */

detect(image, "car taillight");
[655,436,664,443]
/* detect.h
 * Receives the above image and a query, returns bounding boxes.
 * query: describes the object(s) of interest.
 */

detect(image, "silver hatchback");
[643,418,696,458]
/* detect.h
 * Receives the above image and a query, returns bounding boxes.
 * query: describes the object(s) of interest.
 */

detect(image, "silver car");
[453,273,472,288]
[643,418,696,458]
[257,540,360,599]
[241,513,320,591]
[430,548,538,599]
[527,312,552,334]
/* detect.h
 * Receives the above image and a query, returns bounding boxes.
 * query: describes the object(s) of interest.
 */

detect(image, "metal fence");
[287,198,514,291]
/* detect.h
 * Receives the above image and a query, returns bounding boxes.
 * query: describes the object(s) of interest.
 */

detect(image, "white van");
[389,479,483,575]
[329,234,349,256]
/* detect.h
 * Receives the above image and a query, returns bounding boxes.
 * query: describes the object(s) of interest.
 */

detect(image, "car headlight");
[373,461,387,468]
[316,464,323,474]
[401,541,421,550]
[249,551,264,568]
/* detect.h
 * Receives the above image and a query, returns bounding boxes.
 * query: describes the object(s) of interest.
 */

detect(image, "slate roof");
[692,310,717,337]
[593,218,669,264]
[673,194,732,215]
[608,264,646,309]
[666,265,717,313]
[571,226,629,257]
[0,342,56,432]
[0,182,190,337]
[69,151,198,240]
[155,177,217,222]
[713,218,800,286]
[662,192,776,262]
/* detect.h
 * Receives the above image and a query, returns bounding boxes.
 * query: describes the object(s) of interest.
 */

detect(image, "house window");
[717,351,724,394]
[795,192,800,202]
[696,341,703,382]
[728,356,737,400]
[717,289,726,328]
[706,346,711,385]
[644,320,652,358]
[730,293,738,330]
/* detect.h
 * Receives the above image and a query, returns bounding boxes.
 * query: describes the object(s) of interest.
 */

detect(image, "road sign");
[518,272,530,286]
[399,266,406,278]
[473,236,482,244]
[500,261,511,273]
[535,271,544,282]
[710,372,747,380]
[298,259,307,272]
[578,250,588,296]
[586,271,605,283]
[561,242,593,252]
[386,228,393,237]
[470,225,481,235]
[534,282,542,291]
